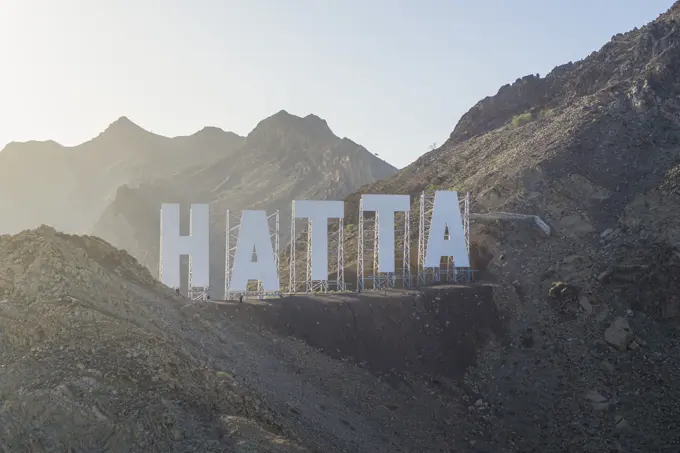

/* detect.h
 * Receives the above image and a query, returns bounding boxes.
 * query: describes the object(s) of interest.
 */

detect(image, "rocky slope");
[328,2,680,451]
[0,117,245,235]
[92,110,396,297]
[0,226,474,453]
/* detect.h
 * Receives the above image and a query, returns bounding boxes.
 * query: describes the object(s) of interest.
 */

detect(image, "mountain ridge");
[91,110,397,296]
[0,109,391,242]
[328,2,680,450]
[0,115,247,235]
[0,116,243,153]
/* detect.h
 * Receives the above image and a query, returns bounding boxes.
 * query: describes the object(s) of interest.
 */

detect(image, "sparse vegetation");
[539,108,554,118]
[512,112,533,127]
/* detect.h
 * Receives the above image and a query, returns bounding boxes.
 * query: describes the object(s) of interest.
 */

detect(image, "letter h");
[159,203,210,289]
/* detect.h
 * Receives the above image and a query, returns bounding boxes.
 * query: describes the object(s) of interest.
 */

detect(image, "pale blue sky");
[0,0,672,167]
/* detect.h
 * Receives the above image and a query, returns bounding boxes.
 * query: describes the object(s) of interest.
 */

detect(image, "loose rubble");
[336,2,680,451]
[0,226,474,452]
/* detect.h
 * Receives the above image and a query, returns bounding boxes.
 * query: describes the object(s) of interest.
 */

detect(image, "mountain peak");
[303,114,332,132]
[93,116,159,146]
[249,110,335,142]
[109,116,137,128]
[187,126,245,149]
[102,116,147,136]
[657,1,680,21]
[192,126,227,136]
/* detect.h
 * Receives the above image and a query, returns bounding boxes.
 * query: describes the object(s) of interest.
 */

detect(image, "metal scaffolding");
[398,210,412,289]
[289,201,345,294]
[188,261,209,301]
[334,217,346,292]
[289,204,297,293]
[356,197,411,291]
[224,210,280,301]
[417,191,472,285]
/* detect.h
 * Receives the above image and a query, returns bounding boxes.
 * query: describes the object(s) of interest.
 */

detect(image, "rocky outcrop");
[331,2,680,451]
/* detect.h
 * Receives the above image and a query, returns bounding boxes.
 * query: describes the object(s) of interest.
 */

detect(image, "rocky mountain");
[0,226,468,452]
[4,4,680,451]
[0,117,245,234]
[330,2,680,451]
[92,110,396,296]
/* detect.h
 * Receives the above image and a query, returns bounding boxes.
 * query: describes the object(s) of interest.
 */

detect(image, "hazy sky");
[0,0,672,168]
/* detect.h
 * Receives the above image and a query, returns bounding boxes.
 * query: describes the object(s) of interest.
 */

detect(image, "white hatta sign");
[158,191,469,292]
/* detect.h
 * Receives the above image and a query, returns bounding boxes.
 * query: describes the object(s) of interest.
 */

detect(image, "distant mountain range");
[0,116,246,235]
[0,110,392,295]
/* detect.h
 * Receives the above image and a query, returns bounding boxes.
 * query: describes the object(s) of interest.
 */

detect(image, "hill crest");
[331,4,680,450]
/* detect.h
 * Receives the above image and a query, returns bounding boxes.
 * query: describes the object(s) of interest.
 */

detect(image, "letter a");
[424,191,470,268]
[229,210,280,292]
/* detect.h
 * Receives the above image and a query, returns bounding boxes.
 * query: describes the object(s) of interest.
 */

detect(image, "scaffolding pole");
[335,217,346,291]
[289,201,297,293]
[357,198,368,290]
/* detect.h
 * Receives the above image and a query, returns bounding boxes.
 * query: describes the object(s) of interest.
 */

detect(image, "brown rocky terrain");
[5,3,680,452]
[92,110,395,297]
[0,226,496,452]
[316,1,680,450]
